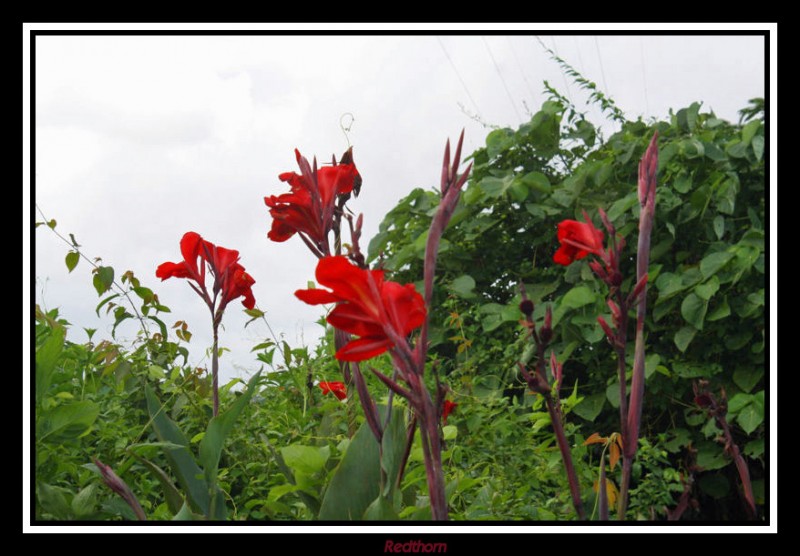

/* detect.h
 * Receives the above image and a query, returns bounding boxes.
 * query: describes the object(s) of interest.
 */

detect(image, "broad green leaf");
[145,385,210,517]
[198,371,261,518]
[656,272,685,302]
[706,296,731,322]
[607,192,638,222]
[38,400,100,442]
[133,455,185,514]
[699,474,730,499]
[172,501,201,521]
[280,444,330,476]
[450,275,476,299]
[480,175,515,198]
[93,266,115,296]
[700,252,734,279]
[752,135,764,161]
[733,367,764,393]
[380,406,409,499]
[37,482,72,519]
[713,216,725,240]
[695,276,720,301]
[133,286,154,303]
[363,495,399,520]
[71,484,98,517]
[696,441,728,471]
[681,293,708,330]
[35,324,65,405]
[520,171,551,193]
[737,403,763,435]
[741,120,760,146]
[727,393,752,414]
[65,251,79,273]
[572,392,605,422]
[561,286,596,309]
[674,326,696,352]
[673,173,692,194]
[318,405,405,520]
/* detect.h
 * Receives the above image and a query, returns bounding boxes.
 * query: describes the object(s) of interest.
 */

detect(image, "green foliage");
[34,91,765,521]
[368,97,765,520]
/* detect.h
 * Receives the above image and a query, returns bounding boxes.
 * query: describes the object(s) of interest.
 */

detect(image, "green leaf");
[93,266,115,296]
[752,135,764,162]
[172,501,201,521]
[727,393,752,414]
[65,251,80,273]
[450,275,476,299]
[700,252,734,279]
[561,286,596,309]
[674,326,696,352]
[572,392,605,422]
[363,495,399,520]
[706,296,731,322]
[71,484,98,517]
[695,276,720,301]
[681,293,708,330]
[607,192,638,222]
[699,474,729,499]
[280,444,330,476]
[696,441,728,471]
[35,324,65,405]
[318,405,405,520]
[741,120,760,146]
[520,171,551,194]
[480,175,515,198]
[244,308,265,318]
[673,173,692,194]
[737,403,763,435]
[37,482,72,519]
[145,385,210,517]
[133,286,154,303]
[733,367,764,393]
[606,382,621,409]
[47,218,57,229]
[198,371,261,518]
[133,455,185,514]
[38,401,99,442]
[713,216,725,240]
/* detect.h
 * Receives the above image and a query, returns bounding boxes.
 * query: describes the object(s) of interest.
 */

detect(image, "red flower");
[265,149,360,246]
[156,231,256,310]
[319,381,347,401]
[553,218,605,266]
[295,256,426,362]
[442,400,457,424]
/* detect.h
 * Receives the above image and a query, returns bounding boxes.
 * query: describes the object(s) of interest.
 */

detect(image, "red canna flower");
[265,149,360,248]
[156,231,256,310]
[442,400,457,425]
[319,381,347,401]
[553,218,605,266]
[295,256,426,362]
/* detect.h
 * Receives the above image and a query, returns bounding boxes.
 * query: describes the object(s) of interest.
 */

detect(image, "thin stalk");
[544,394,585,519]
[211,323,219,417]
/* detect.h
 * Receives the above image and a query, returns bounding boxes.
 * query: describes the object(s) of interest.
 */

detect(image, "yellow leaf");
[609,442,620,471]
[593,478,619,508]
[584,432,607,446]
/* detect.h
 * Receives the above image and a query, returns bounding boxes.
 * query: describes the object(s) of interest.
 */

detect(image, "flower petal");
[295,288,340,305]
[335,337,393,362]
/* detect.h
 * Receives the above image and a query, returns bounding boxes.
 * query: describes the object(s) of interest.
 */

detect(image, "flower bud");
[519,299,535,318]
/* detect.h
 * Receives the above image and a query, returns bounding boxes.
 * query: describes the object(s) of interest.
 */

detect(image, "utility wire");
[436,36,482,117]
[507,36,537,101]
[549,36,575,104]
[594,36,610,96]
[481,36,523,122]
[639,37,651,116]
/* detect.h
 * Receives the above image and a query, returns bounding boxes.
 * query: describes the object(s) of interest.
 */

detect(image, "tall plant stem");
[212,323,219,417]
[545,395,585,519]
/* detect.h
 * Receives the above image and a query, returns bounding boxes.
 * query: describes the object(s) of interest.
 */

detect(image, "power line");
[593,36,610,96]
[506,36,537,101]
[436,36,482,118]
[639,37,651,116]
[549,36,574,104]
[481,36,523,122]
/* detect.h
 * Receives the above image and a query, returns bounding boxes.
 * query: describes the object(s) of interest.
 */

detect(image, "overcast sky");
[30,32,767,384]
